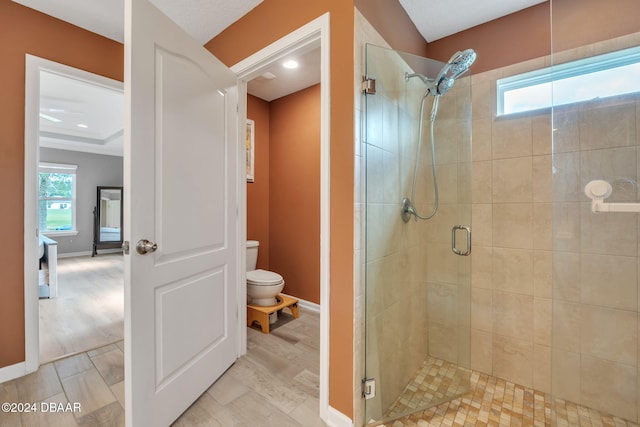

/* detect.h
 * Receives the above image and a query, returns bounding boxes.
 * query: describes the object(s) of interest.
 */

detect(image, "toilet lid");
[247,269,284,286]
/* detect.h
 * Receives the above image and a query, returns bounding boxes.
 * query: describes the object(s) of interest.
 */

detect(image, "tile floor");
[4,305,639,427]
[374,361,639,427]
[0,342,126,427]
[383,356,471,420]
[0,308,325,427]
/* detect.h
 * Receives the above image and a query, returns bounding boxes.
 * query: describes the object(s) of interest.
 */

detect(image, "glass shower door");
[363,44,472,424]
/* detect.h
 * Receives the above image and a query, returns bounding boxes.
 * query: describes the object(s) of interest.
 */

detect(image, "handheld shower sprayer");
[401,48,476,222]
[405,48,477,96]
[433,49,477,95]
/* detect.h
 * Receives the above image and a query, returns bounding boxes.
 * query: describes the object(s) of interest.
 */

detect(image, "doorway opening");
[24,55,125,368]
[231,13,331,421]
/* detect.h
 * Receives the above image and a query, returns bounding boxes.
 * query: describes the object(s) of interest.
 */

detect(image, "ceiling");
[18,0,548,155]
[399,0,547,42]
[12,0,263,44]
[248,46,321,102]
[39,71,124,157]
[12,0,549,46]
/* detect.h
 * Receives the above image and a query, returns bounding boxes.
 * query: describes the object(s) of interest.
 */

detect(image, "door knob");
[136,239,158,255]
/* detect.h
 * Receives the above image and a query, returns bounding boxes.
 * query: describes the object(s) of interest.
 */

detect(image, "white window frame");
[39,162,78,237]
[497,45,640,116]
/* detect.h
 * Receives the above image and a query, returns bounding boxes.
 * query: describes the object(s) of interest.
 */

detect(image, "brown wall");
[427,0,640,75]
[354,0,549,74]
[551,0,640,53]
[247,95,271,270]
[270,85,321,304]
[354,0,428,57]
[247,87,321,303]
[206,0,355,416]
[426,3,550,74]
[0,2,123,369]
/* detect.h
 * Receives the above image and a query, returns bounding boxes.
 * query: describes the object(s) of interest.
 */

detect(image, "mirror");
[92,186,123,256]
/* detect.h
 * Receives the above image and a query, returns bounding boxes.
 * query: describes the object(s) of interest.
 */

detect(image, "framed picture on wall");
[246,119,255,182]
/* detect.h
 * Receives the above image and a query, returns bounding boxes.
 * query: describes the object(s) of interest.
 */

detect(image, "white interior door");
[124,0,239,425]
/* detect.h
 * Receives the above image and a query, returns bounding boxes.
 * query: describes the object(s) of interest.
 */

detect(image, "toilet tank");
[246,240,259,271]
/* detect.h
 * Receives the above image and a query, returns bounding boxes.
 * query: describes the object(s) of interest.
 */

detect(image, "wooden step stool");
[247,294,299,334]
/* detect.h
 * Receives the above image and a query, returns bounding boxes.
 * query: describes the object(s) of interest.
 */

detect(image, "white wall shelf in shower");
[584,180,640,213]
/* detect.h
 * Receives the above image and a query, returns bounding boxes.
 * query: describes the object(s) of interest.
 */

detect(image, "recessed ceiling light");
[39,113,61,123]
[77,124,89,129]
[282,60,299,69]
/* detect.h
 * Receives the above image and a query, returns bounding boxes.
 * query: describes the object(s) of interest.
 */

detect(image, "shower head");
[404,48,476,96]
[433,49,476,95]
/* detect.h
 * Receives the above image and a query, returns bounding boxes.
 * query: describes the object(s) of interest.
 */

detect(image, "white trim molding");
[281,294,321,313]
[231,12,332,424]
[0,362,28,384]
[57,248,122,259]
[327,406,354,427]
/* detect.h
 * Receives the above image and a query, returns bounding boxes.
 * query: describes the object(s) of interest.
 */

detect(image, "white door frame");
[230,13,332,422]
[13,55,124,383]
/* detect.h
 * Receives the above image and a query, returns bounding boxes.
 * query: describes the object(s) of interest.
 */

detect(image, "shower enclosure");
[363,44,473,424]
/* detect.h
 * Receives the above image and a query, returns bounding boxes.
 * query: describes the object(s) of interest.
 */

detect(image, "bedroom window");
[497,45,640,116]
[39,162,78,236]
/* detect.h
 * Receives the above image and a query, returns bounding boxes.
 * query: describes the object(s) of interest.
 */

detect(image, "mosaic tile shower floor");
[373,357,638,427]
[383,357,472,420]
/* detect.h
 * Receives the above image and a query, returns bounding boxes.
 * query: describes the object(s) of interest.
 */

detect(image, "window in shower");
[497,44,640,116]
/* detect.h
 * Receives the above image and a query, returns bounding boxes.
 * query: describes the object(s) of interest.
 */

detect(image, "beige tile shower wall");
[469,32,640,423]
[551,94,640,421]
[470,61,553,394]
[424,78,472,370]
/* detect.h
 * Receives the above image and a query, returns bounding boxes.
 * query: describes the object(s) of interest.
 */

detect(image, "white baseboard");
[57,248,122,259]
[0,361,28,383]
[57,251,91,259]
[326,406,353,427]
[282,293,321,312]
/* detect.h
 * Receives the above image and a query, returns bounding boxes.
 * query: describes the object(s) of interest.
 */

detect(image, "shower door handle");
[451,225,471,256]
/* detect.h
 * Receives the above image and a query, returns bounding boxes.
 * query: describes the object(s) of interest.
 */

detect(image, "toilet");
[246,240,285,306]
